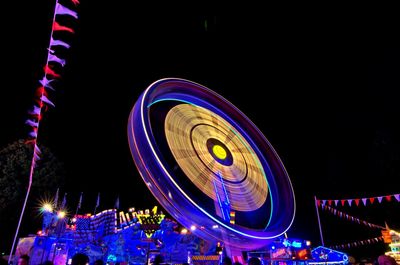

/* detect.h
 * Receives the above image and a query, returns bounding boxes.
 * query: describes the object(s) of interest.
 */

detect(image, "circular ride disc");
[128,78,295,250]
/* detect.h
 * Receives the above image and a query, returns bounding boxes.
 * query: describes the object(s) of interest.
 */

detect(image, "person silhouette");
[17,254,30,265]
[248,257,261,265]
[71,253,89,265]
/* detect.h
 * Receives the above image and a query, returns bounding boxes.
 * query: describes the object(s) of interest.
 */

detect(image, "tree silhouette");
[0,139,66,253]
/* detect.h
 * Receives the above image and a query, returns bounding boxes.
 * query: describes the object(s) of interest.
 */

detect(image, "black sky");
[1,1,400,259]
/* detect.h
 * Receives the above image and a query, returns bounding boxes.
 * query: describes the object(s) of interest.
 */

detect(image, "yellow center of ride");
[212,145,227,160]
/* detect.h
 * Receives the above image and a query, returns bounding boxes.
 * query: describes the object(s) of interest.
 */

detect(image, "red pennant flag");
[369,197,375,204]
[328,200,332,206]
[355,199,360,206]
[341,199,346,206]
[385,195,392,202]
[44,66,61,78]
[53,21,75,33]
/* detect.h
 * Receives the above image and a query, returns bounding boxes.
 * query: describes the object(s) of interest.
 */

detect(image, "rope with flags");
[316,192,400,207]
[319,204,388,250]
[9,0,79,263]
[329,236,384,250]
[320,204,386,230]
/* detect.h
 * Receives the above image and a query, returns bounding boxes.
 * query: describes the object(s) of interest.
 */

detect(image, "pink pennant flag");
[347,199,353,206]
[55,3,78,19]
[53,21,74,33]
[25,119,38,128]
[29,129,38,138]
[44,65,61,78]
[362,198,367,206]
[50,37,71,49]
[48,53,66,67]
[39,77,55,90]
[395,194,400,202]
[29,105,41,116]
[33,148,41,162]
[40,94,55,107]
[71,0,80,6]
[35,144,41,156]
[377,196,383,203]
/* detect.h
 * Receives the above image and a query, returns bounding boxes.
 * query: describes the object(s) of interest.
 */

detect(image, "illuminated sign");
[137,206,165,238]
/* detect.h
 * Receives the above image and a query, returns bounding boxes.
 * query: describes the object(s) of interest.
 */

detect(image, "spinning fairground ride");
[128,78,296,257]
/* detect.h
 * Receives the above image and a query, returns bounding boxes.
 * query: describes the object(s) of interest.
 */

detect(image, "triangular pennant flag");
[317,200,321,207]
[53,21,75,33]
[385,195,392,202]
[29,105,41,116]
[362,198,367,206]
[334,200,339,206]
[25,119,39,128]
[355,199,360,206]
[39,77,55,90]
[50,37,71,49]
[34,144,41,156]
[369,197,375,204]
[48,53,66,67]
[40,95,55,107]
[71,0,80,6]
[341,199,346,206]
[44,65,61,78]
[322,200,326,206]
[347,199,353,206]
[328,200,332,206]
[377,196,383,203]
[395,194,400,202]
[55,3,78,19]
[29,130,38,138]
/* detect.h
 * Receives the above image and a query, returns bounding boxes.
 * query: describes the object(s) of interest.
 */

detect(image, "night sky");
[1,1,400,260]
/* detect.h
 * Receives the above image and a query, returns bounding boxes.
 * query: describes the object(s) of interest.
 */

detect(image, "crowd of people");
[0,253,397,265]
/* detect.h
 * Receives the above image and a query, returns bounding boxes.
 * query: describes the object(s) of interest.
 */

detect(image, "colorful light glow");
[57,211,66,219]
[128,78,296,249]
[42,203,53,213]
[212,145,227,159]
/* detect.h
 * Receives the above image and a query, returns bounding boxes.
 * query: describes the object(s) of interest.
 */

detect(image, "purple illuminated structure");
[127,78,296,251]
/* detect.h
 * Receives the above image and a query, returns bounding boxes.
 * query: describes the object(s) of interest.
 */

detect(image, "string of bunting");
[329,236,384,250]
[316,193,400,207]
[321,205,386,230]
[25,0,79,167]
